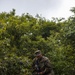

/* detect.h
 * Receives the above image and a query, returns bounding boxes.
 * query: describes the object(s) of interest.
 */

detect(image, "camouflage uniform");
[32,56,54,75]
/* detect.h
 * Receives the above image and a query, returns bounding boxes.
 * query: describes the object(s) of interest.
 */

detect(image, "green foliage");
[0,8,75,75]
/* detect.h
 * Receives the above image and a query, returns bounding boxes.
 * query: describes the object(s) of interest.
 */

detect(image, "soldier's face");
[36,54,42,59]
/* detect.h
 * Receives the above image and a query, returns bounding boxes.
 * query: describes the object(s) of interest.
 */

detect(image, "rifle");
[35,60,40,75]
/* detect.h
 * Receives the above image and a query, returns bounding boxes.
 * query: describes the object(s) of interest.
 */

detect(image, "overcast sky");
[0,0,75,19]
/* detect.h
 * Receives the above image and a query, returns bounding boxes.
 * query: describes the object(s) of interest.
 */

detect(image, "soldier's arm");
[43,58,53,74]
[32,58,36,71]
[32,58,38,75]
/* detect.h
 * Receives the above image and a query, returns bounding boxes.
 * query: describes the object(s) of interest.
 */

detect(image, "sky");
[0,0,75,20]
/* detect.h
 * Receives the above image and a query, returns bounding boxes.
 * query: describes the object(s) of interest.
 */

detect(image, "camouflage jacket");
[32,56,54,75]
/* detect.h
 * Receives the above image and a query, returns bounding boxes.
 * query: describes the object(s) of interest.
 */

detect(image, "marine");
[32,50,54,75]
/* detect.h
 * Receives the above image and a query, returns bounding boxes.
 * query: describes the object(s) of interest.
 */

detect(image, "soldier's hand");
[39,72,44,75]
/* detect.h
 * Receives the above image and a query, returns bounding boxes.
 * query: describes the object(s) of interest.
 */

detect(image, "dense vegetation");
[0,8,75,75]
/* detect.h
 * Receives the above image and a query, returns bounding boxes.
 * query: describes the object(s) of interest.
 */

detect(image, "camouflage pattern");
[32,56,54,75]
